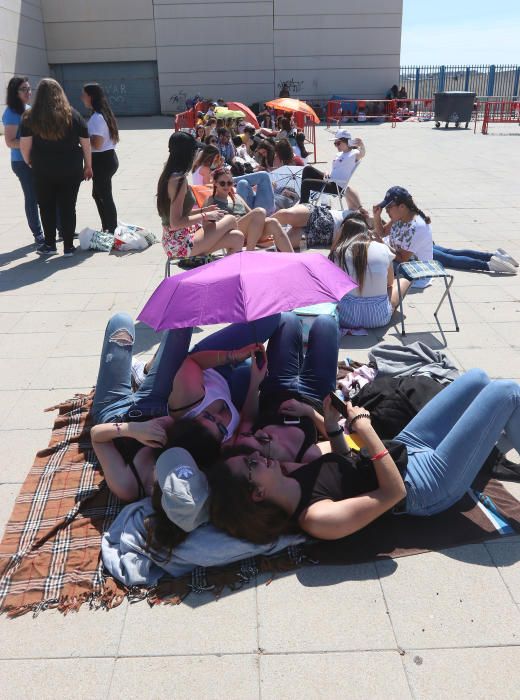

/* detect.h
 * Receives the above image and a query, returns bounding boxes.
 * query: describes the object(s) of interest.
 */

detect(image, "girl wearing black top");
[20,78,92,256]
[80,83,120,233]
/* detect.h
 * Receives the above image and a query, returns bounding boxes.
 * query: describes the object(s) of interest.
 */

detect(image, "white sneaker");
[495,248,519,267]
[488,256,517,274]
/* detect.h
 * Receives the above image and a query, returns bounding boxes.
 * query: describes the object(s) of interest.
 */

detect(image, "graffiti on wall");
[277,78,305,95]
[104,81,128,105]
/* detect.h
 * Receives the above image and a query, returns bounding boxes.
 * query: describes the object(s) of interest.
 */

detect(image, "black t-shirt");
[20,108,88,177]
[290,444,408,520]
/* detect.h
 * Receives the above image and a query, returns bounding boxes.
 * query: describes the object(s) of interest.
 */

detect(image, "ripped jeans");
[91,312,281,425]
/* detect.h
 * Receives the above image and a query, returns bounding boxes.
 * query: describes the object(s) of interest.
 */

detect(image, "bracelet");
[326,426,344,438]
[115,422,121,435]
[348,412,371,432]
[370,449,389,462]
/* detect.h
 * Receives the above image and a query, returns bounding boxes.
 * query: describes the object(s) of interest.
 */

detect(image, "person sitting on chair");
[299,129,365,206]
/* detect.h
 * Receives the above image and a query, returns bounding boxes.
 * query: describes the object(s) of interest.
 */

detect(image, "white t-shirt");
[329,208,355,230]
[192,167,205,185]
[343,241,395,297]
[384,215,433,288]
[329,149,359,188]
[88,112,116,152]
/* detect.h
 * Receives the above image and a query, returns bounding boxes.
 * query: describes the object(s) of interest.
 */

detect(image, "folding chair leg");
[433,275,460,331]
[396,274,406,335]
[164,258,171,278]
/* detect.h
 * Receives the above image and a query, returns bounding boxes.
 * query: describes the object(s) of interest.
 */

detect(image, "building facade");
[1,0,402,115]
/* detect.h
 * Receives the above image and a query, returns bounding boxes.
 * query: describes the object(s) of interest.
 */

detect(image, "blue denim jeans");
[397,368,520,516]
[92,312,281,424]
[433,245,491,271]
[11,160,43,239]
[234,172,275,215]
[260,312,340,402]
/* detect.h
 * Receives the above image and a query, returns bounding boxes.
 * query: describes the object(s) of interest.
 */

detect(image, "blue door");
[51,61,160,116]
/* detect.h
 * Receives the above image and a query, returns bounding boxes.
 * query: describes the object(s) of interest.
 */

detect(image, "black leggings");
[299,165,342,204]
[34,172,82,249]
[92,149,119,232]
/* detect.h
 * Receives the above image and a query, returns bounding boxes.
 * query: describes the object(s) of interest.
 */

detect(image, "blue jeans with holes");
[11,160,43,239]
[397,368,520,515]
[92,312,281,424]
[234,172,275,215]
[260,311,340,402]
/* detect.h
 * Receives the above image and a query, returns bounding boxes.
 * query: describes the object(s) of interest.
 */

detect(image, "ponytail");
[407,199,431,224]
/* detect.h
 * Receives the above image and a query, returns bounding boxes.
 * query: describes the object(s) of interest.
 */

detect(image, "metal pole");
[415,67,420,99]
[487,65,496,97]
[513,67,520,99]
[439,66,446,92]
[464,67,470,91]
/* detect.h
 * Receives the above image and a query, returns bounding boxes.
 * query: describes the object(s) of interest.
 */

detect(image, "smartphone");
[329,391,349,418]
[283,416,301,425]
[254,350,265,369]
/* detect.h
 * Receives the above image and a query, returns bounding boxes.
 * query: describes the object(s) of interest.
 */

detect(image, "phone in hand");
[254,350,266,369]
[283,416,301,425]
[329,391,349,418]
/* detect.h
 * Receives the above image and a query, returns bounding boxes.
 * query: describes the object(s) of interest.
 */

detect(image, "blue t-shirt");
[2,105,29,162]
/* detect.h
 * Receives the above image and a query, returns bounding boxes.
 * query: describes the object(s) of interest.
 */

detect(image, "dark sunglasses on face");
[201,410,227,438]
[217,180,233,187]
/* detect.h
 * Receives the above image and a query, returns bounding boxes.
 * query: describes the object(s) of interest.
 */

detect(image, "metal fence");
[400,65,520,100]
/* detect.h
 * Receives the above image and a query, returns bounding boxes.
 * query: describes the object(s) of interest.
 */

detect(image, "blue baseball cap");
[378,186,412,208]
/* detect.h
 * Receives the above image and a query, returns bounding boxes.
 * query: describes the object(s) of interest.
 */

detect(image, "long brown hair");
[192,144,219,172]
[83,82,119,143]
[156,132,198,219]
[24,78,72,140]
[208,450,295,545]
[329,216,371,293]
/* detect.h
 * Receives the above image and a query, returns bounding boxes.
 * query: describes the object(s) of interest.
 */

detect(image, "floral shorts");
[162,224,200,259]
[303,204,335,247]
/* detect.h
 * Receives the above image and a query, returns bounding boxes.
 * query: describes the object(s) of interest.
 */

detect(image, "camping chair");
[309,162,360,211]
[396,260,460,336]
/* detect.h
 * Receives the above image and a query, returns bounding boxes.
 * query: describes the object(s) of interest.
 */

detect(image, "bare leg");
[237,208,267,250]
[390,277,412,309]
[264,218,294,252]
[345,186,362,211]
[191,214,244,255]
[272,204,311,228]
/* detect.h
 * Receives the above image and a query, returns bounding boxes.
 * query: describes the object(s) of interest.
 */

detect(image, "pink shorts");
[162,224,201,259]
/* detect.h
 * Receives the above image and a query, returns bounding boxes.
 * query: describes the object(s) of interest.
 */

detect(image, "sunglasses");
[217,180,233,187]
[201,410,227,439]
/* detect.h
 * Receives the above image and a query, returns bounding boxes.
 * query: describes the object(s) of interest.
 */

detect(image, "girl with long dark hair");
[20,78,91,257]
[157,131,243,259]
[2,76,44,244]
[329,215,395,328]
[80,83,120,232]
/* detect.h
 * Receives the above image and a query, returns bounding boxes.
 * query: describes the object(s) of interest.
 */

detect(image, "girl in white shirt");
[191,145,223,185]
[329,216,395,328]
[80,83,119,232]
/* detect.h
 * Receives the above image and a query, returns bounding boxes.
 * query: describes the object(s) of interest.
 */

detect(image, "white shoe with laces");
[488,256,517,274]
[495,248,519,267]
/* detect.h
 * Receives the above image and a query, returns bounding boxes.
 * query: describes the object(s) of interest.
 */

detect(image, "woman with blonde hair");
[20,78,91,256]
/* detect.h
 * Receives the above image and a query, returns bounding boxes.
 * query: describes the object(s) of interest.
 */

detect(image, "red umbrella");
[226,101,259,128]
[265,98,320,124]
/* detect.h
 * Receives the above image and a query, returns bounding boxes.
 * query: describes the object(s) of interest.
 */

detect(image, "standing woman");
[20,78,92,257]
[2,76,44,245]
[80,83,119,233]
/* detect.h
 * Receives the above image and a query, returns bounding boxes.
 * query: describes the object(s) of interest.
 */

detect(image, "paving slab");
[259,651,412,700]
[403,647,520,700]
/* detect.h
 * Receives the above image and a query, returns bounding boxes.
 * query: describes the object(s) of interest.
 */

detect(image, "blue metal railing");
[399,65,520,100]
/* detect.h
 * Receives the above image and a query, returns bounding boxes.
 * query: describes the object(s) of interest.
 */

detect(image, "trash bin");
[434,91,476,129]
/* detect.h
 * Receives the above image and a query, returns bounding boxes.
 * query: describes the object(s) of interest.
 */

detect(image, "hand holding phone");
[329,391,349,418]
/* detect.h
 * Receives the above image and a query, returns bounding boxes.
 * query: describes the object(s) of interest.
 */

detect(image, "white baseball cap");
[330,129,352,141]
[155,448,209,532]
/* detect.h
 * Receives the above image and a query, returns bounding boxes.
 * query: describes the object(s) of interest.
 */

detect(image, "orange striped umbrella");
[265,98,320,124]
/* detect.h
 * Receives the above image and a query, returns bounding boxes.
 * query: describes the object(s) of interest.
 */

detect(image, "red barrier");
[174,108,196,132]
[326,99,398,128]
[481,100,520,134]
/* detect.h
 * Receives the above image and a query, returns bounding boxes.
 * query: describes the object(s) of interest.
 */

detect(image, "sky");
[401,0,520,65]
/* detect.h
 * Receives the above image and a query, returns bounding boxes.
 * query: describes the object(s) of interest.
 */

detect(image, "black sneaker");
[34,234,45,246]
[63,246,75,257]
[37,244,58,256]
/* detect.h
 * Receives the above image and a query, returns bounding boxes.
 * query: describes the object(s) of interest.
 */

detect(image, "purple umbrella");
[138,251,357,331]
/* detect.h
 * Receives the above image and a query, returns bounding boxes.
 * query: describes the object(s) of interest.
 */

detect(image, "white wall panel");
[41,0,153,23]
